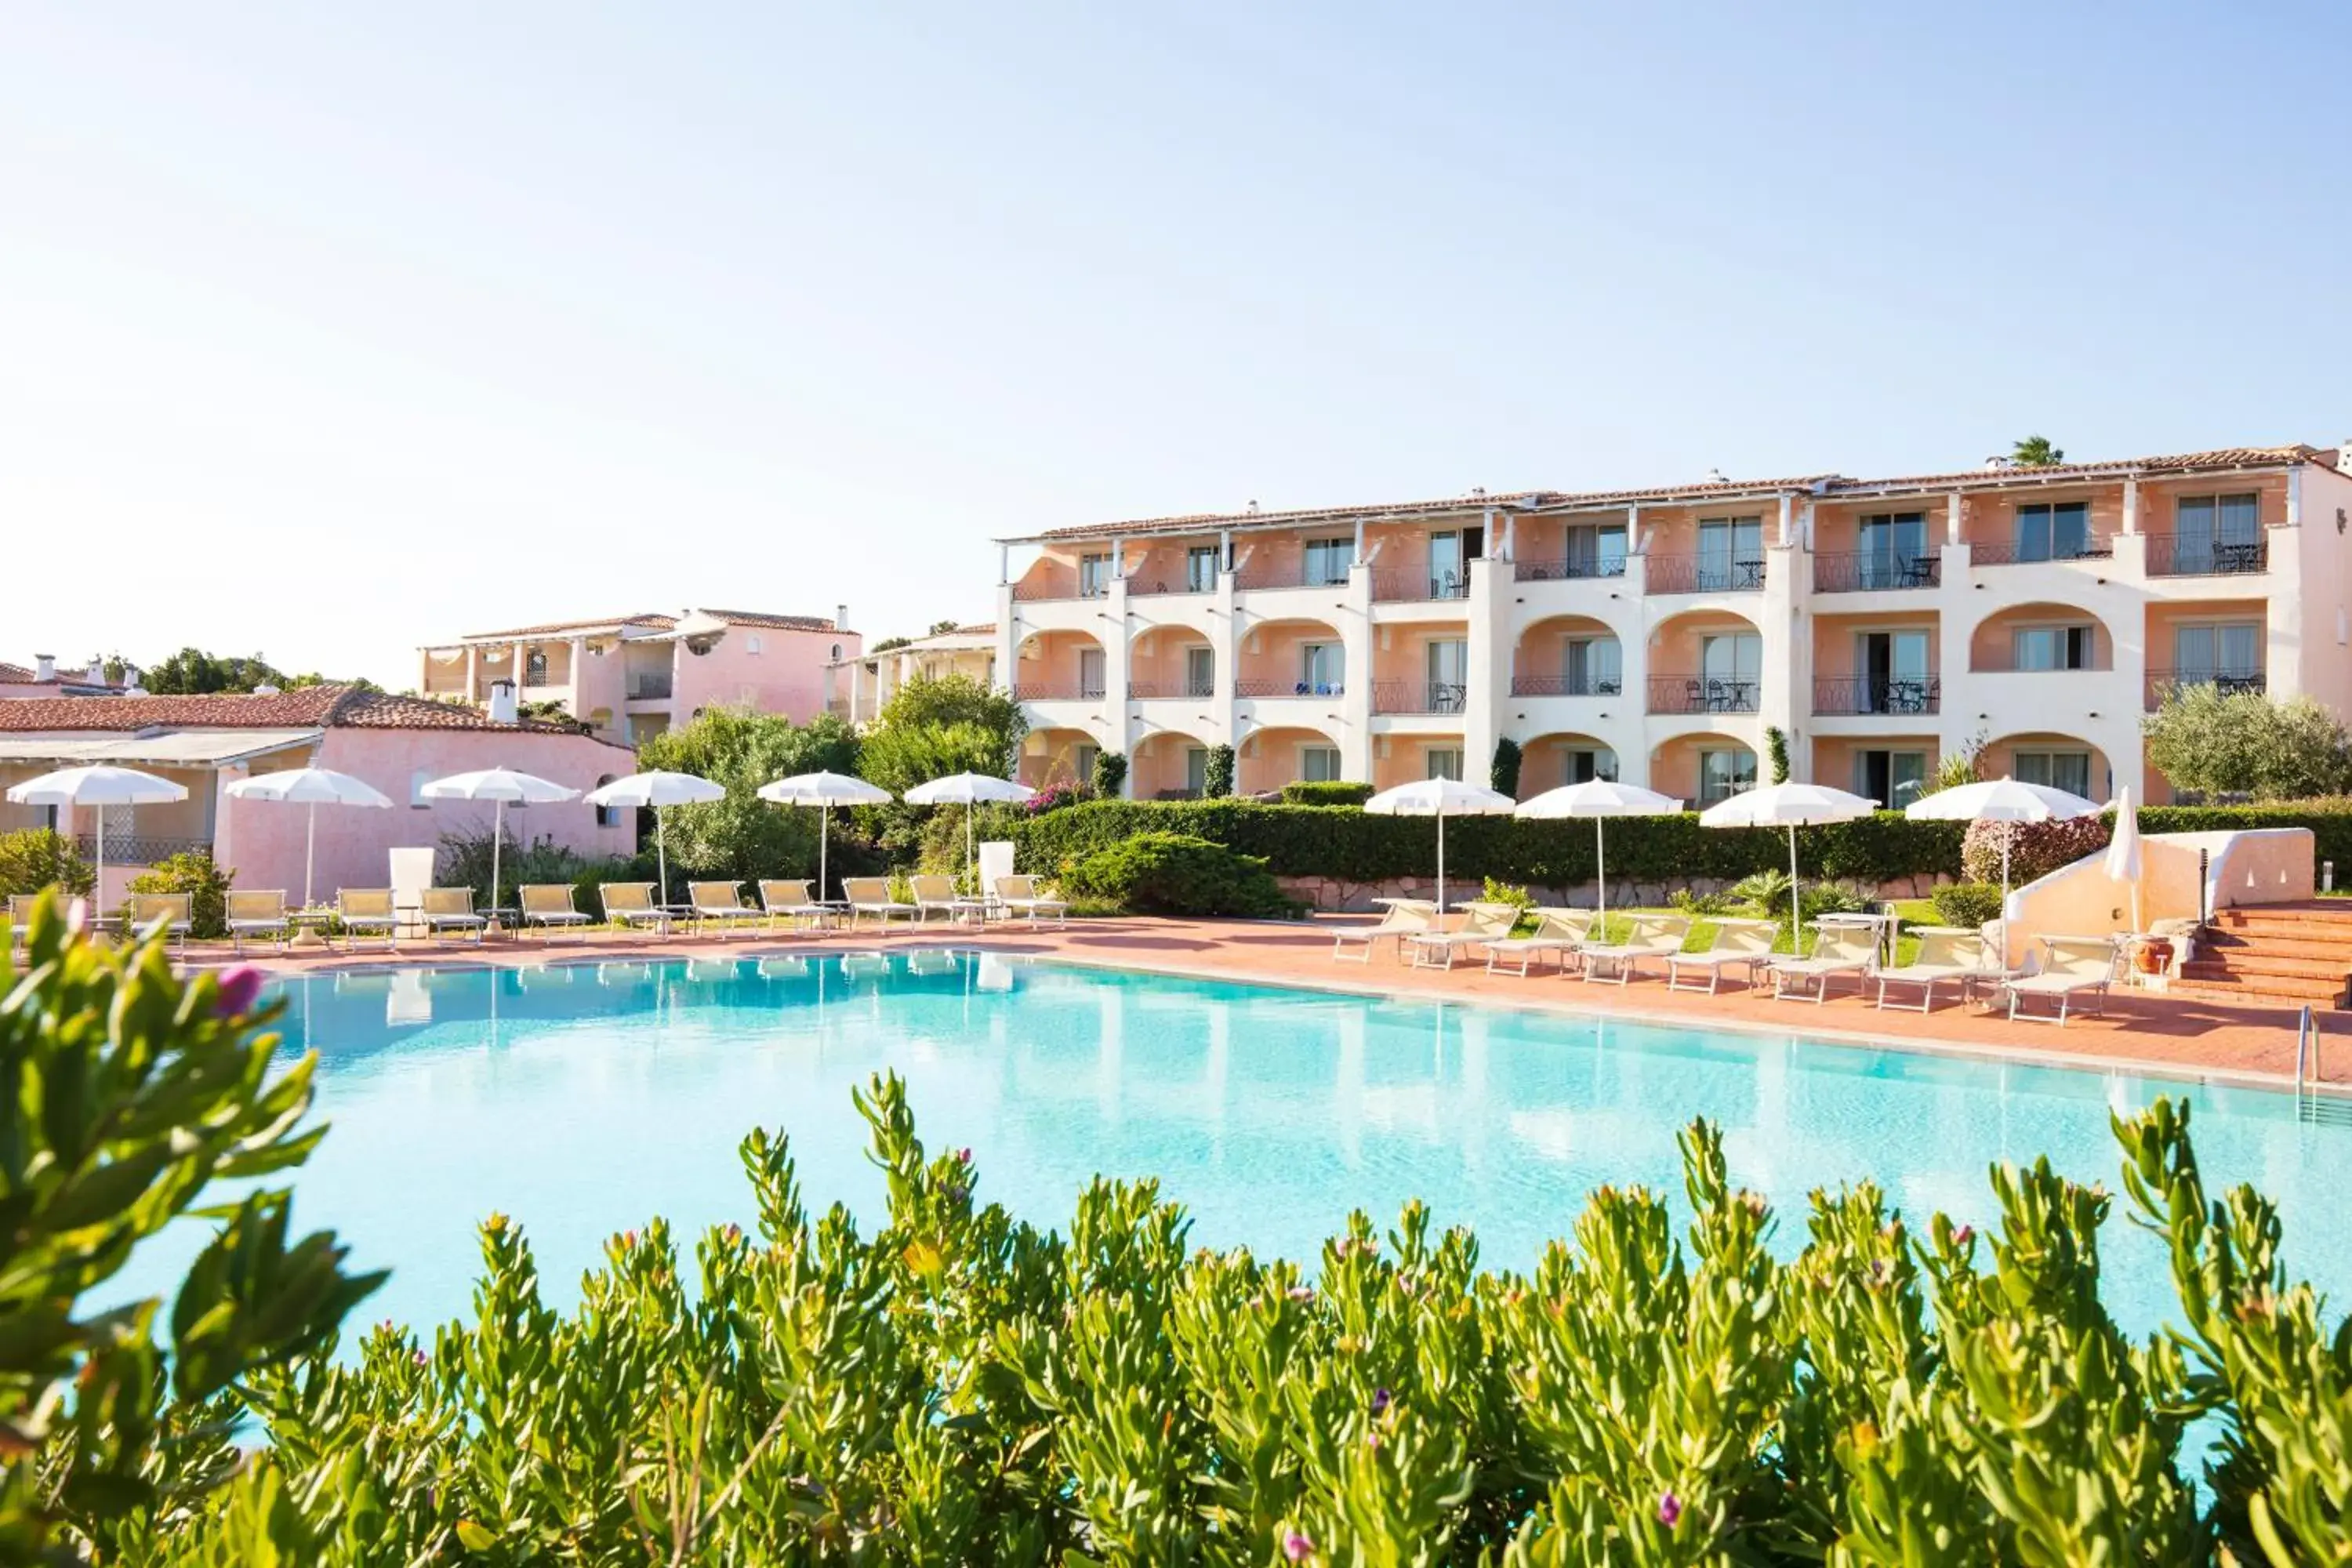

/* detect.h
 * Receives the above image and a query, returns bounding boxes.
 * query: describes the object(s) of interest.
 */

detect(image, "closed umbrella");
[1514,779,1682,932]
[1363,777,1518,915]
[5,764,189,923]
[1698,781,1878,951]
[755,771,893,902]
[585,771,725,904]
[1904,776,2102,956]
[2104,786,2144,935]
[903,773,1035,887]
[419,767,582,924]
[223,768,394,911]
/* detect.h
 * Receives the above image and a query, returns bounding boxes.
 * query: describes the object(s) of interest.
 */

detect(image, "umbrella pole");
[1788,823,1801,953]
[2001,833,2012,968]
[967,800,975,891]
[491,799,505,933]
[96,808,106,932]
[820,805,829,903]
[657,808,669,908]
[304,800,317,910]
[1436,814,1447,917]
[1595,818,1607,934]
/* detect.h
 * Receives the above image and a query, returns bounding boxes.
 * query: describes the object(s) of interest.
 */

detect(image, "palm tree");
[2011,434,2064,467]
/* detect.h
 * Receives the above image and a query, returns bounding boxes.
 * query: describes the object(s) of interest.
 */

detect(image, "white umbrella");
[1699,781,1878,951]
[585,770,725,904]
[419,767,582,924]
[755,771,893,901]
[1904,776,2103,948]
[5,764,188,921]
[1363,777,1517,915]
[2103,786,2143,935]
[223,768,394,910]
[903,772,1035,888]
[1514,779,1682,932]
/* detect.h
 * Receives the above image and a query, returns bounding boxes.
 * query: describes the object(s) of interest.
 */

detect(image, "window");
[746,634,763,655]
[1857,512,1929,588]
[1853,750,1929,807]
[1566,747,1619,783]
[1186,546,1221,593]
[1077,647,1107,699]
[2174,622,2262,687]
[1074,743,1100,784]
[1184,645,1214,698]
[409,768,432,808]
[1303,537,1354,586]
[1697,516,1764,590]
[1697,748,1757,804]
[1425,747,1465,782]
[2015,501,2092,561]
[2173,493,2262,572]
[2013,624,2095,671]
[1184,746,1209,795]
[523,649,549,686]
[1562,636,1621,695]
[1855,630,1931,713]
[1425,638,1468,711]
[1425,528,1481,597]
[1301,746,1343,782]
[1079,554,1112,597]
[593,774,621,827]
[829,642,841,660]
[1563,523,1628,579]
[2014,750,2093,797]
[1300,642,1343,694]
[1700,631,1762,707]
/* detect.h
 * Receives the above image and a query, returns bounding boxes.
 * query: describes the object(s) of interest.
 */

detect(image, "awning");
[0,728,323,768]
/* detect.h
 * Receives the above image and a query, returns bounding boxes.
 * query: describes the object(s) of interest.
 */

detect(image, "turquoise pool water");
[145,952,2351,1339]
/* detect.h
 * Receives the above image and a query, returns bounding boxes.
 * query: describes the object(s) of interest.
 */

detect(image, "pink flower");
[956,1147,973,1165]
[1657,1492,1682,1527]
[1283,1530,1315,1561]
[214,965,267,1018]
[1952,1224,1974,1247]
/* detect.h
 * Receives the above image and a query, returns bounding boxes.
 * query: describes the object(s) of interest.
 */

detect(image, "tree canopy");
[138,647,375,695]
[2143,684,2352,800]
[635,708,862,880]
[858,673,1025,794]
[2010,434,2065,466]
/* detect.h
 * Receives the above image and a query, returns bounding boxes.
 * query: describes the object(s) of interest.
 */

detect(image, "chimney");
[85,660,103,684]
[2339,437,2351,470]
[486,679,519,724]
[32,654,53,682]
[836,603,849,632]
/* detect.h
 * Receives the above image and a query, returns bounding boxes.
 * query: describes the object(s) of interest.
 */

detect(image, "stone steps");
[2180,905,2352,1007]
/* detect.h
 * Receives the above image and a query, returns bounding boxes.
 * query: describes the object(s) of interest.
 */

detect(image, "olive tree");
[2143,684,2352,800]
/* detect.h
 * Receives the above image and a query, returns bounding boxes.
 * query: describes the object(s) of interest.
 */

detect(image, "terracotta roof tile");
[0,662,34,683]
[1823,445,2322,493]
[459,612,677,640]
[0,686,627,746]
[690,609,847,632]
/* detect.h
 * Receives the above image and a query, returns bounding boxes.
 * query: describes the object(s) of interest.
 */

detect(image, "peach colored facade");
[827,625,996,722]
[419,608,860,746]
[995,441,2352,804]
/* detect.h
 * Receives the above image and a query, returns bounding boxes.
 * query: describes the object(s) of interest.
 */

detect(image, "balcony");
[1514,554,1628,584]
[1812,552,1940,593]
[1648,674,1759,714]
[1127,573,1218,597]
[1233,561,1351,592]
[1128,680,1216,699]
[1813,675,1941,717]
[626,673,673,701]
[1235,677,1344,699]
[1372,681,1468,716]
[1010,579,1109,603]
[1013,679,1107,702]
[2145,668,2265,709]
[2143,533,2268,577]
[1509,673,1621,698]
[1969,538,2112,567]
[1646,554,1765,593]
[1371,566,1472,603]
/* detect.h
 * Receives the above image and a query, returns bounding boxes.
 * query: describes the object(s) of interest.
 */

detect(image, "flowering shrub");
[1961,814,2114,886]
[1025,779,1090,815]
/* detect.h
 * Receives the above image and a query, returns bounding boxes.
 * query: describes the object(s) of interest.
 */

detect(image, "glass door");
[1698,517,1763,590]
[1186,546,1220,593]
[1563,637,1621,695]
[1699,632,1762,710]
[1184,645,1214,698]
[1858,512,1927,588]
[1426,639,1468,713]
[1427,532,1465,599]
[1184,746,1208,795]
[1077,646,1106,699]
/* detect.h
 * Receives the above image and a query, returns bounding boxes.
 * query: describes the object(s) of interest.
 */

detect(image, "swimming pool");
[148,951,2352,1340]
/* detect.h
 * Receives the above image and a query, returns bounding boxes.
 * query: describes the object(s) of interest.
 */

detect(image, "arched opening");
[1515,731,1621,799]
[1131,729,1212,800]
[1652,731,1757,807]
[1235,618,1346,697]
[1129,626,1214,700]
[1647,609,1765,715]
[1969,603,2114,673]
[1018,727,1103,789]
[1237,725,1345,796]
[1980,732,2112,802]
[1013,630,1108,701]
[1512,615,1624,698]
[592,774,621,828]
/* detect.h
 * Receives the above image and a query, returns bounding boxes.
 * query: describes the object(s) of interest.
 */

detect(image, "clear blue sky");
[6,3,2346,686]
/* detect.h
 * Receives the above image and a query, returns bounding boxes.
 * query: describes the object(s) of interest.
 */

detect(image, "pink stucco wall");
[215,727,637,902]
[673,626,855,723]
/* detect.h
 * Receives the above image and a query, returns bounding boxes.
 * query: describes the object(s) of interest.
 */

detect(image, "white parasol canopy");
[222,767,394,909]
[1363,777,1517,915]
[903,773,1035,887]
[1514,779,1682,930]
[5,764,189,919]
[1699,781,1878,950]
[2103,786,2144,934]
[1905,775,2103,947]
[756,771,893,900]
[419,767,582,918]
[585,771,725,904]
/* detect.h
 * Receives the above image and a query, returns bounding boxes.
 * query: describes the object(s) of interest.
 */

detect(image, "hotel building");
[993,442,2352,804]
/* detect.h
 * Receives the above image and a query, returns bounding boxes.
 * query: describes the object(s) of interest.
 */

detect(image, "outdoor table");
[484,907,521,939]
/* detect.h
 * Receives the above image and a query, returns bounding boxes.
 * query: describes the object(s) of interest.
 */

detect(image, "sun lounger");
[1665,917,1780,994]
[4,894,34,949]
[1577,912,1691,985]
[336,888,398,952]
[910,874,983,924]
[225,890,292,955]
[518,884,592,942]
[757,879,833,931]
[1407,902,1522,970]
[420,887,487,945]
[123,893,191,955]
[844,877,920,928]
[599,882,672,938]
[1482,906,1597,977]
[1873,926,1991,1013]
[2001,935,2122,1025]
[1333,898,1438,963]
[688,880,760,938]
[992,874,1068,928]
[1768,923,1881,1004]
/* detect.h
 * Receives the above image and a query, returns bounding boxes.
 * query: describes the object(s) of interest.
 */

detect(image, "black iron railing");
[2144,668,2265,709]
[1370,566,1472,603]
[1812,552,1940,592]
[1646,554,1765,593]
[1371,681,1468,715]
[1969,537,2113,566]
[2143,533,2268,577]
[1648,675,1760,714]
[1509,673,1621,697]
[1234,677,1345,699]
[1813,675,1941,716]
[1514,554,1628,583]
[626,673,673,700]
[1127,680,1216,699]
[1012,681,1106,701]
[71,834,211,866]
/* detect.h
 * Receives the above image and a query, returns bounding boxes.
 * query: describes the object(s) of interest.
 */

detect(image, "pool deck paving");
[192,911,2350,1096]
